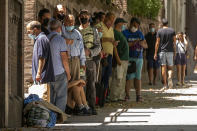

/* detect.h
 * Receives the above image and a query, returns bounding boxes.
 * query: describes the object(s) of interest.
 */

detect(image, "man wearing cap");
[78,10,101,115]
[110,18,129,101]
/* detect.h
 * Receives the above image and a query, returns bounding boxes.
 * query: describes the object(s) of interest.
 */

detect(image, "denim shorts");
[159,52,174,66]
[126,58,143,80]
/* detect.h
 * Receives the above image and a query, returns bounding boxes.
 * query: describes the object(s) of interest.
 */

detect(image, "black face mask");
[57,13,65,21]
[80,18,88,24]
[42,18,50,26]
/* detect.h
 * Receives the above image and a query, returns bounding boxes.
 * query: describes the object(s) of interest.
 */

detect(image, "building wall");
[0,0,24,128]
[164,0,186,33]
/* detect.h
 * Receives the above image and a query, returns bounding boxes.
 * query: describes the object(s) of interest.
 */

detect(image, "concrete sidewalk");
[54,78,197,131]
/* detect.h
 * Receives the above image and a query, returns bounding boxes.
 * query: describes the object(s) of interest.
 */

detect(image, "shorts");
[147,55,160,69]
[175,53,186,65]
[126,58,143,80]
[159,52,174,66]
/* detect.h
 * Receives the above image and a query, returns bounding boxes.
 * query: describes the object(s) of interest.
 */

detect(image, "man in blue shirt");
[26,21,54,84]
[48,20,71,112]
[123,17,148,102]
[62,14,86,81]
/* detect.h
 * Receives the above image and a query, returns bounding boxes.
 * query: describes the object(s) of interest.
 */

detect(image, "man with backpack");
[48,20,71,112]
[78,10,101,115]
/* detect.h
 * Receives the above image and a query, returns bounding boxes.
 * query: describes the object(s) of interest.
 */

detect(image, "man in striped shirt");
[78,10,101,115]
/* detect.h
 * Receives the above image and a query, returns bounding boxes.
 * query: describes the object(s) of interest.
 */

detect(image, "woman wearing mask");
[123,17,148,102]
[175,32,188,86]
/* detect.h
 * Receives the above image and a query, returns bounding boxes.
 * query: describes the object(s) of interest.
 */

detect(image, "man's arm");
[128,40,138,47]
[139,40,148,49]
[79,39,86,69]
[61,52,71,81]
[36,58,45,81]
[154,37,160,60]
[68,79,86,89]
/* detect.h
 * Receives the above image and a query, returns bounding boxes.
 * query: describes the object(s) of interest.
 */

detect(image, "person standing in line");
[38,8,51,35]
[175,32,188,86]
[100,12,117,100]
[110,18,129,102]
[78,10,101,115]
[145,23,160,86]
[48,20,71,112]
[62,14,86,81]
[123,17,148,102]
[26,21,55,86]
[154,18,176,90]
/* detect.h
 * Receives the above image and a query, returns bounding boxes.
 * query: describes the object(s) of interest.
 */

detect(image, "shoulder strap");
[49,34,57,42]
[178,42,186,53]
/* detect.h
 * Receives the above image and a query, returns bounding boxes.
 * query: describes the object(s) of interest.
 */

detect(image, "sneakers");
[160,86,167,92]
[65,105,74,115]
[176,82,182,87]
[74,106,91,116]
[168,78,173,89]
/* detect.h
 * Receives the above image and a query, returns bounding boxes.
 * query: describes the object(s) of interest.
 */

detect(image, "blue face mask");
[150,28,155,33]
[99,32,103,38]
[122,25,126,31]
[66,26,75,31]
[28,34,36,40]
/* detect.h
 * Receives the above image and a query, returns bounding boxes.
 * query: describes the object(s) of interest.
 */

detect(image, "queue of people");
[26,4,190,118]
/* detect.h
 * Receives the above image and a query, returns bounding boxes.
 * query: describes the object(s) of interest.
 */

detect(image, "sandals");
[125,95,130,101]
[136,95,143,102]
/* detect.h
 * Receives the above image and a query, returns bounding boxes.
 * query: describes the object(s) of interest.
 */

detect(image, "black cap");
[79,9,89,15]
[130,17,140,25]
[114,18,127,25]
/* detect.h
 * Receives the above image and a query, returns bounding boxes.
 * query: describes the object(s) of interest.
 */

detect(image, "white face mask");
[131,26,138,32]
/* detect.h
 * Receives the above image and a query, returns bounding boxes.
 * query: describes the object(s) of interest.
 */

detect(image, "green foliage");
[127,0,162,19]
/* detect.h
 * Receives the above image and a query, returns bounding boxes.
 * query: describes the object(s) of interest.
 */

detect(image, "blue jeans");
[50,72,67,112]
[101,55,112,89]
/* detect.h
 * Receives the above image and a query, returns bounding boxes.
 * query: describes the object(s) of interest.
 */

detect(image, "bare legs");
[148,68,159,85]
[125,78,142,102]
[176,64,186,85]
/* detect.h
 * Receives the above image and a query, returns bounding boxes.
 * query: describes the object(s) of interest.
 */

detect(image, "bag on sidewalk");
[28,84,47,99]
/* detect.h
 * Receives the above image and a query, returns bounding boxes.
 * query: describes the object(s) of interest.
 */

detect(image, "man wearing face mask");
[123,17,148,102]
[38,8,51,35]
[78,10,101,115]
[110,18,129,102]
[62,14,86,81]
[26,21,54,84]
[145,23,160,86]
[47,20,71,112]
[53,4,66,23]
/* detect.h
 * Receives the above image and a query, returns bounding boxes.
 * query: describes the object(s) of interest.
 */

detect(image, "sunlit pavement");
[54,78,197,131]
